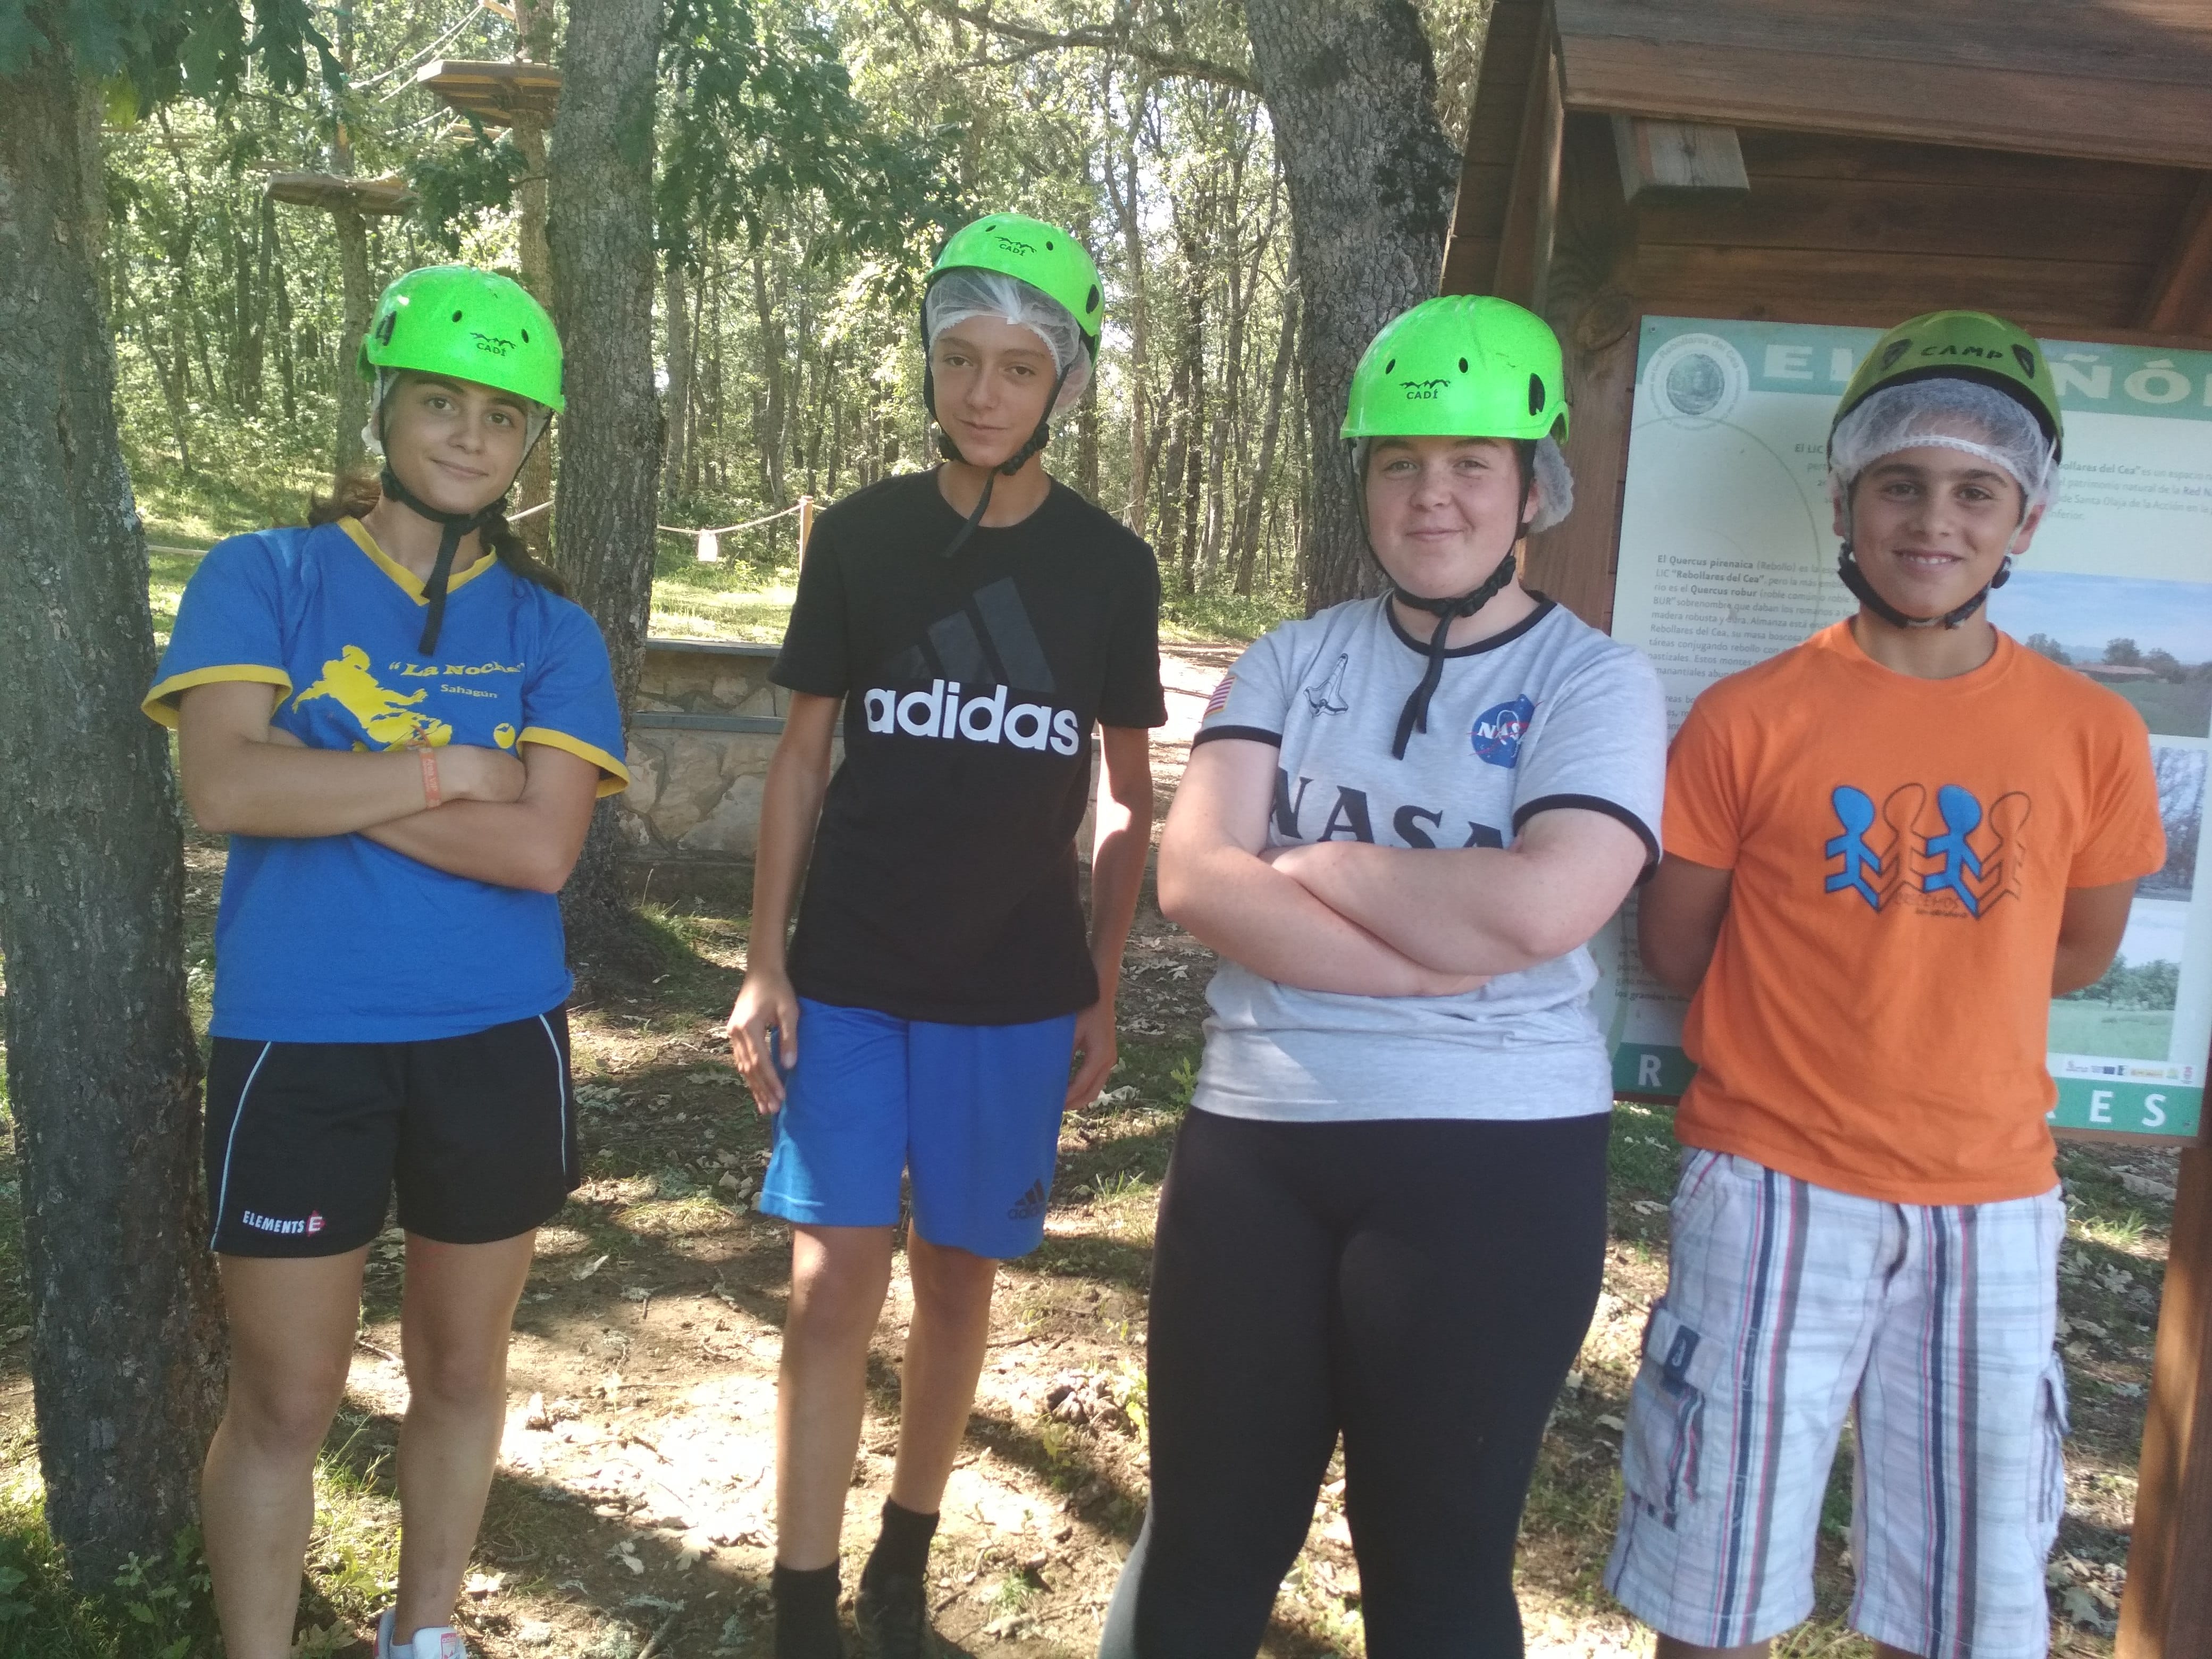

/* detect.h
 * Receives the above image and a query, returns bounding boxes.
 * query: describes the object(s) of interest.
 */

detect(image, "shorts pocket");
[2035,1352,2071,1539]
[1621,1301,1725,1533]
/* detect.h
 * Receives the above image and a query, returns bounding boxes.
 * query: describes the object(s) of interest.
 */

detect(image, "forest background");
[103,0,1493,627]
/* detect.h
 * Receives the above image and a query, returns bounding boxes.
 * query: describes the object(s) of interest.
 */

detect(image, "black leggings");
[1101,1107,1610,1658]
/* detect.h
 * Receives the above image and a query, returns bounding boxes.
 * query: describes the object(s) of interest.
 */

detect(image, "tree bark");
[332,207,372,477]
[1105,78,1151,532]
[548,0,665,975]
[662,252,691,511]
[0,62,224,1587]
[1234,284,1298,594]
[749,250,790,508]
[513,124,555,552]
[1243,0,1461,613]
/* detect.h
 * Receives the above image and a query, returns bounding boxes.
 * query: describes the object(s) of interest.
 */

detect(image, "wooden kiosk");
[1441,4,2212,1653]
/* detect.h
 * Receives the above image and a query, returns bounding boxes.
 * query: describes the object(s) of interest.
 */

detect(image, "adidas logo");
[861,680,1082,753]
[1007,1179,1049,1220]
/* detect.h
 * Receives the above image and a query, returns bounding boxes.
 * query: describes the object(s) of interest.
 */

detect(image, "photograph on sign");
[1596,317,2212,1140]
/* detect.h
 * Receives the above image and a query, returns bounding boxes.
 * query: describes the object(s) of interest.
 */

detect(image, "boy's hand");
[1066,999,1118,1110]
[727,966,799,1113]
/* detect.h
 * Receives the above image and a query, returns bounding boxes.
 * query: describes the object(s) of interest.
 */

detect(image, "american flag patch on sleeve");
[1204,673,1236,716]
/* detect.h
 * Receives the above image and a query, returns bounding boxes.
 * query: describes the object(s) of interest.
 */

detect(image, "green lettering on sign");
[2046,1078,2199,1138]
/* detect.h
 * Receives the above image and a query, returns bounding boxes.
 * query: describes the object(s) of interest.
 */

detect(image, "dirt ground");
[0,640,2177,1655]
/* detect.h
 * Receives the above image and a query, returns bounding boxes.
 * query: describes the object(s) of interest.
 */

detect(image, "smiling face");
[1363,435,1538,599]
[379,371,532,515]
[1836,444,2043,621]
[929,314,1060,471]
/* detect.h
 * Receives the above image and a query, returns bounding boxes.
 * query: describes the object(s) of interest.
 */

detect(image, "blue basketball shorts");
[758,997,1079,1259]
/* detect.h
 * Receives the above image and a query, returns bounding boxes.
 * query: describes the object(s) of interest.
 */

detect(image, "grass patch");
[1159,582,1302,645]
[2104,678,2212,741]
[0,1502,221,1659]
[2048,1002,2173,1061]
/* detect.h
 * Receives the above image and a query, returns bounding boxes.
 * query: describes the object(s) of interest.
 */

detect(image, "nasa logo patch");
[1471,696,1536,767]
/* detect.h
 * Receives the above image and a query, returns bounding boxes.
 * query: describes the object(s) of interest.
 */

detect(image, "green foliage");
[0,0,337,102]
[2062,952,2182,1012]
[408,125,528,255]
[0,1505,220,1658]
[659,0,955,273]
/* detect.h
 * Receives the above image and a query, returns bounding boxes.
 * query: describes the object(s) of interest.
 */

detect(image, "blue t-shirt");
[145,517,630,1043]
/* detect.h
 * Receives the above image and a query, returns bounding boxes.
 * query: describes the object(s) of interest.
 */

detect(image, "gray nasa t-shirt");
[1191,594,1665,1122]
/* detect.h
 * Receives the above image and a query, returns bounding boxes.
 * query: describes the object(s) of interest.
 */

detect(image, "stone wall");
[619,639,834,861]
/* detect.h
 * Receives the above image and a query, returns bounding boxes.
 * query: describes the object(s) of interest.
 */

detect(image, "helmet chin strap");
[929,360,1073,560]
[374,389,540,654]
[1372,449,1535,759]
[1834,491,2023,632]
[379,463,505,656]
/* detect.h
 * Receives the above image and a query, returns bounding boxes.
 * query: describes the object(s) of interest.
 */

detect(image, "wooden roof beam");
[1493,6,1565,311]
[2138,175,2212,336]
[1612,118,1748,202]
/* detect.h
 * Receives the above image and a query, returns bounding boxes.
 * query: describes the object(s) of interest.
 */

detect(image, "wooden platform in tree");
[416,58,563,130]
[262,172,416,215]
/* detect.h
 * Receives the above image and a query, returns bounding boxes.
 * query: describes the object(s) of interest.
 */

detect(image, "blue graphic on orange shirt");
[1924,785,1987,914]
[1824,786,1884,908]
[294,644,454,749]
[1822,781,2032,917]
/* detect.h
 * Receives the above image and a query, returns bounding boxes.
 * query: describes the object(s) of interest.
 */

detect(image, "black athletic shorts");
[203,1006,580,1256]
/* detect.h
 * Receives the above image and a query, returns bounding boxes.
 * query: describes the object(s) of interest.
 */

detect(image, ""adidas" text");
[862,680,1083,756]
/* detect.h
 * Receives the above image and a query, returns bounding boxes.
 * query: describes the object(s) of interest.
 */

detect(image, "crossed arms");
[1158,735,1650,996]
[175,679,601,892]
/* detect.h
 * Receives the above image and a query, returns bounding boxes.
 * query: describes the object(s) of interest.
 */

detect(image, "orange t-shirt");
[1666,623,2165,1204]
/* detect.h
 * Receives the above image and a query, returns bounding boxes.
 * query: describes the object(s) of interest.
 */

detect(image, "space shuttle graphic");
[1304,652,1352,715]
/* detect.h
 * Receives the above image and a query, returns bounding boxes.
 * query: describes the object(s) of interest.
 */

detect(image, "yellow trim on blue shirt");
[339,516,501,606]
[142,664,295,727]
[518,726,633,796]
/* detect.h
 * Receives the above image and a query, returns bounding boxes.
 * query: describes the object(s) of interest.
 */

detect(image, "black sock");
[862,1497,939,1586]
[773,1561,842,1659]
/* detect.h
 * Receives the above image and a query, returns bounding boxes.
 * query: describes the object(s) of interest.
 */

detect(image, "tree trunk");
[548,0,665,975]
[1234,286,1298,594]
[0,62,224,1587]
[1107,80,1151,532]
[513,124,555,554]
[1243,0,1461,613]
[1197,128,1255,588]
[662,252,691,512]
[749,250,789,508]
[332,206,372,478]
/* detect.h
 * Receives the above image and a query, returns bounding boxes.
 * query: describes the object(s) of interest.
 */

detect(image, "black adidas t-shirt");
[772,471,1167,1024]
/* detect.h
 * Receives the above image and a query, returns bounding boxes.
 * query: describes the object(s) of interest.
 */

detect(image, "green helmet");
[927,213,1103,356]
[359,265,564,412]
[1343,296,1568,443]
[1835,308,2060,459]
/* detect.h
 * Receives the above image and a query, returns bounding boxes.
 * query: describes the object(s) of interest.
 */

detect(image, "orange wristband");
[415,745,442,810]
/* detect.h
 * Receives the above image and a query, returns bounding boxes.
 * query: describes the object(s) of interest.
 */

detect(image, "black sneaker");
[854,1571,939,1658]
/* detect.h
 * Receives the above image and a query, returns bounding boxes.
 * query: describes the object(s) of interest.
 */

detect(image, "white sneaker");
[375,1610,470,1658]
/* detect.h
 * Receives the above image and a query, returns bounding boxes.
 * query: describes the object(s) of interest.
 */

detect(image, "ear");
[2010,499,2050,558]
[1829,476,1850,540]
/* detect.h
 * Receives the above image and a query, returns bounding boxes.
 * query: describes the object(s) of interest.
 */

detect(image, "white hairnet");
[1528,436,1573,533]
[1828,379,2056,516]
[924,268,1093,413]
[1352,435,1573,534]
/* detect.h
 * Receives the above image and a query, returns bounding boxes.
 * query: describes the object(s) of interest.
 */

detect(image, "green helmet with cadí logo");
[1342,295,1568,443]
[1834,308,2062,460]
[359,265,564,412]
[927,213,1104,357]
